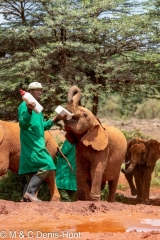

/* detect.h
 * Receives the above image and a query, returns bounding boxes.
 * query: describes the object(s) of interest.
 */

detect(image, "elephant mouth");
[64,119,74,125]
[64,117,78,124]
[64,124,73,132]
[64,118,78,132]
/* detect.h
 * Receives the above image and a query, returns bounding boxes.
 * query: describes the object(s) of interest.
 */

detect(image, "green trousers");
[58,189,77,202]
[26,170,49,182]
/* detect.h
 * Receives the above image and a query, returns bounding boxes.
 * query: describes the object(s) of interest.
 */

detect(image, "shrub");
[122,129,149,141]
[0,171,26,202]
[154,161,160,177]
[135,99,160,119]
[101,184,109,201]
[117,184,128,191]
[151,161,160,188]
[151,177,160,188]
[0,171,50,202]
[98,95,122,119]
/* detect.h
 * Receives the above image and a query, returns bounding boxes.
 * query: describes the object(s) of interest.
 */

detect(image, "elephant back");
[0,124,4,144]
[101,124,127,180]
[45,131,59,158]
[102,123,127,156]
[0,120,20,146]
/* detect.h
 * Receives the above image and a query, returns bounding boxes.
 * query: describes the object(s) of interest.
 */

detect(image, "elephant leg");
[45,170,60,201]
[8,153,20,173]
[77,162,90,201]
[0,151,9,176]
[86,178,92,199]
[134,168,143,201]
[77,184,90,201]
[142,165,155,204]
[90,164,103,201]
[124,172,137,196]
[108,171,120,202]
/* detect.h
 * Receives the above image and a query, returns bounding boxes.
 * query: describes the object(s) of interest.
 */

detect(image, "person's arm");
[43,118,54,131]
[43,114,68,131]
[18,102,33,129]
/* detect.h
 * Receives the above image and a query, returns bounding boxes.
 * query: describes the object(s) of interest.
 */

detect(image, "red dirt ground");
[1,120,160,240]
[1,174,160,240]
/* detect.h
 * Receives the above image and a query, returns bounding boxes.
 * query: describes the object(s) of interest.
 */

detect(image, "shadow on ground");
[116,193,160,206]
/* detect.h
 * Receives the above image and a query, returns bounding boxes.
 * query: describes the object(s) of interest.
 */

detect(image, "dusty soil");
[1,118,160,240]
[1,184,160,240]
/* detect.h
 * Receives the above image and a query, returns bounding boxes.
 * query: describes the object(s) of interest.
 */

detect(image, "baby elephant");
[121,138,160,204]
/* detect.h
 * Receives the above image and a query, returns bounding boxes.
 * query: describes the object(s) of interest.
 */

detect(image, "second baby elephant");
[0,120,60,201]
[64,86,127,202]
[122,138,160,204]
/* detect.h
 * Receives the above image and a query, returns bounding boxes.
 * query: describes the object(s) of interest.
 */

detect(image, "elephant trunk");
[124,162,137,174]
[66,86,82,113]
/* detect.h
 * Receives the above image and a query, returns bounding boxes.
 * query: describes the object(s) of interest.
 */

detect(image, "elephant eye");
[83,112,88,117]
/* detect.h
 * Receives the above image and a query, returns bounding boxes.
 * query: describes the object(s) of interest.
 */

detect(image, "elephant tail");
[57,147,73,172]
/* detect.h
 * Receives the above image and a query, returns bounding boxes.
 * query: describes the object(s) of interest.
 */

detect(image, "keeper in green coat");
[56,139,77,202]
[18,81,65,202]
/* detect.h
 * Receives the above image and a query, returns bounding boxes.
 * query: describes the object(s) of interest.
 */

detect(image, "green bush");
[38,182,50,201]
[151,161,160,187]
[135,99,160,119]
[154,161,160,177]
[0,171,26,202]
[151,177,160,188]
[122,129,149,141]
[0,171,50,202]
[101,184,109,201]
[117,183,128,191]
[101,183,128,202]
[98,95,122,119]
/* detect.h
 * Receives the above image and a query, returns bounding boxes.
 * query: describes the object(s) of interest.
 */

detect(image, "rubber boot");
[24,175,44,202]
[22,184,31,202]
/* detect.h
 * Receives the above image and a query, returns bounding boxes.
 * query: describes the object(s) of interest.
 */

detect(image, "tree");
[0,0,159,120]
[0,0,44,26]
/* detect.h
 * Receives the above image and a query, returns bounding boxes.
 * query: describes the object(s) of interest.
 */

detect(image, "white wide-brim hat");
[28,82,43,90]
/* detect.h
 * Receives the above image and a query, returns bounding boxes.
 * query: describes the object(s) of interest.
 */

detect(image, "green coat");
[18,101,56,174]
[56,140,77,190]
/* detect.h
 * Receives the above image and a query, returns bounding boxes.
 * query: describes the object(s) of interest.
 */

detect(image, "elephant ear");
[146,140,160,167]
[65,132,78,145]
[0,124,4,144]
[81,123,108,151]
